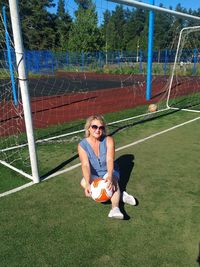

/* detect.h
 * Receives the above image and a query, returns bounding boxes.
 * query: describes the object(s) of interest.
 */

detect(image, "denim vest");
[79,136,119,178]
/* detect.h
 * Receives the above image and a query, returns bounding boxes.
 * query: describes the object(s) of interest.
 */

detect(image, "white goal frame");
[1,0,200,184]
[4,0,39,183]
[166,25,200,113]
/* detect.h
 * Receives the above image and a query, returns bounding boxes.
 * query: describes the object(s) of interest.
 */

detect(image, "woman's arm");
[78,144,91,196]
[106,136,116,190]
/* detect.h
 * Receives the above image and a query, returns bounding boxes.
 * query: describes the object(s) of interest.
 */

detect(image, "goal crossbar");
[108,0,200,22]
[2,0,200,186]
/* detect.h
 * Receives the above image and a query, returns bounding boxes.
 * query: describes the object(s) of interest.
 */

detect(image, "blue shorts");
[91,170,120,181]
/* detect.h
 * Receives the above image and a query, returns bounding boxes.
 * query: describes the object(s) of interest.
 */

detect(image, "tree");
[112,5,126,50]
[101,5,127,51]
[0,1,11,49]
[55,0,72,50]
[100,10,110,51]
[101,9,116,51]
[18,0,57,50]
[0,0,7,10]
[154,4,173,50]
[68,1,102,52]
[124,8,147,50]
[74,0,93,10]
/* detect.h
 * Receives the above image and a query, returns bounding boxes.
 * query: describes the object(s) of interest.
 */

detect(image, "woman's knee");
[80,178,86,188]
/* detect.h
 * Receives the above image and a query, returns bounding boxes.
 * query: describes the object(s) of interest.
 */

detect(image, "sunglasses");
[91,125,105,131]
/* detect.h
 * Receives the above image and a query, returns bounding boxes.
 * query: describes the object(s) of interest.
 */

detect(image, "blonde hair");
[84,115,107,137]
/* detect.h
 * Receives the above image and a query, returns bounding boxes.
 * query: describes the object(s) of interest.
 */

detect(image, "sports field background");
[1,2,200,265]
[0,108,199,267]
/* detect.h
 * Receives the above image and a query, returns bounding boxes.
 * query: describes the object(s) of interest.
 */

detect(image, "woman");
[78,115,136,220]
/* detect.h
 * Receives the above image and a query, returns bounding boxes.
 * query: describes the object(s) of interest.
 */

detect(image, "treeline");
[1,0,200,52]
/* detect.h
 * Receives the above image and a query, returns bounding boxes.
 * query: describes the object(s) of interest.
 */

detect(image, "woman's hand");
[106,178,116,192]
[84,183,91,197]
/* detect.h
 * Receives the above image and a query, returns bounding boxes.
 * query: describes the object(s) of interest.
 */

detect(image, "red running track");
[0,72,199,137]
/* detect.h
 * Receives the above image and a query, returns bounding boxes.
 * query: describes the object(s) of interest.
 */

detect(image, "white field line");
[1,115,200,198]
[42,163,81,181]
[116,115,200,151]
[1,108,169,153]
[0,181,34,198]
[0,160,33,180]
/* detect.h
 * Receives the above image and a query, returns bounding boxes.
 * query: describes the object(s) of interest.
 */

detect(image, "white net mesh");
[167,26,200,112]
[0,10,31,178]
[1,1,199,187]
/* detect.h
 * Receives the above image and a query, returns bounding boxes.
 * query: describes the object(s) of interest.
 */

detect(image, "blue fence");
[2,48,200,75]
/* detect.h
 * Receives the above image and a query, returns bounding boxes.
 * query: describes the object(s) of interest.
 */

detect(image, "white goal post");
[8,0,39,183]
[1,0,200,186]
[166,26,200,113]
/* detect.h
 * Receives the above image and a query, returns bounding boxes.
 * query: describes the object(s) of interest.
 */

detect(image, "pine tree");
[68,0,102,52]
[154,4,173,50]
[18,0,56,50]
[55,0,72,50]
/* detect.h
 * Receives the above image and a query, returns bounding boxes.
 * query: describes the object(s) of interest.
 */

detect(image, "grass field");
[0,107,200,267]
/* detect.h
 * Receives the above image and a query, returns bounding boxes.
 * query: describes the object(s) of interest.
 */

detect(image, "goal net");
[1,0,200,193]
[167,26,200,112]
[0,10,33,181]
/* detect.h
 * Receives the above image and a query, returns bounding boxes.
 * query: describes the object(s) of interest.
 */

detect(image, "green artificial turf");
[0,111,199,267]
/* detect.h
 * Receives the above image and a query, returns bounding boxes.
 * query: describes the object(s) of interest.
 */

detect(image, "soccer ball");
[148,104,157,112]
[90,178,113,202]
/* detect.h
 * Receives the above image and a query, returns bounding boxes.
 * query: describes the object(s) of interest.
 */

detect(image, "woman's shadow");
[116,154,138,220]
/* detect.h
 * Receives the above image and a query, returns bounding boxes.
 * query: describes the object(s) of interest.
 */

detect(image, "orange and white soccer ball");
[148,103,157,112]
[90,178,113,202]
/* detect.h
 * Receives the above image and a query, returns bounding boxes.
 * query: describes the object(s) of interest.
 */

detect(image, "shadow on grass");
[101,154,136,220]
[40,151,137,221]
[109,108,180,136]
[116,154,135,193]
[117,154,138,220]
[41,108,181,180]
[40,154,79,180]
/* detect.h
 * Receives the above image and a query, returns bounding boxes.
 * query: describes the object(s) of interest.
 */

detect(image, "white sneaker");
[122,191,136,206]
[108,207,124,219]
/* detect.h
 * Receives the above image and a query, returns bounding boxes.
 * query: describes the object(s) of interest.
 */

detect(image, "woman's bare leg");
[110,182,121,208]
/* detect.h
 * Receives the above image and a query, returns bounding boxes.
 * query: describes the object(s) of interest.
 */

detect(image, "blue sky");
[143,0,199,10]
[51,0,200,18]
